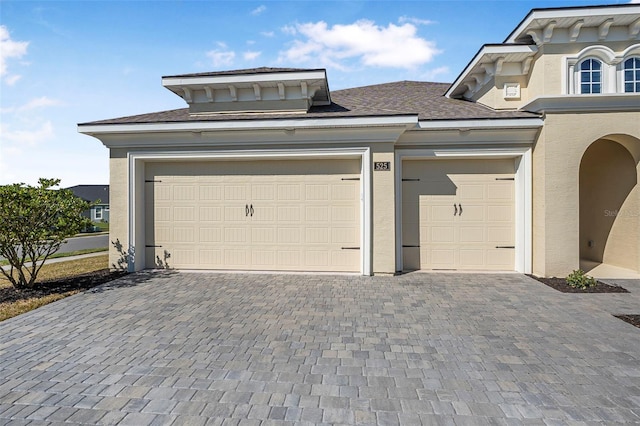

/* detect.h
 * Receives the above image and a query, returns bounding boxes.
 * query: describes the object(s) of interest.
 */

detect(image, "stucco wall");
[108,150,129,270]
[474,41,638,110]
[533,111,640,277]
[371,143,396,274]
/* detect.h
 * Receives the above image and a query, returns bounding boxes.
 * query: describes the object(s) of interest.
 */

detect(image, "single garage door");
[402,159,515,271]
[145,159,361,272]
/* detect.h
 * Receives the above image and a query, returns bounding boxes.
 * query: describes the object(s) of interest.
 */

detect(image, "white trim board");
[394,147,532,274]
[127,147,372,275]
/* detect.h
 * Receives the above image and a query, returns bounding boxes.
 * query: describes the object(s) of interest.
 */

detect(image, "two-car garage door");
[144,160,361,272]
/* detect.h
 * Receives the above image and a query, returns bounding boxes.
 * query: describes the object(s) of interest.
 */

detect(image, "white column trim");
[127,147,372,275]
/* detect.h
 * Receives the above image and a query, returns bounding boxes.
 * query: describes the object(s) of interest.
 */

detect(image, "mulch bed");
[527,275,629,293]
[614,315,640,329]
[0,269,128,304]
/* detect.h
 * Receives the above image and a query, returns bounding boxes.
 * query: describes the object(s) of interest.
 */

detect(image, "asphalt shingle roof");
[67,185,109,204]
[80,81,538,126]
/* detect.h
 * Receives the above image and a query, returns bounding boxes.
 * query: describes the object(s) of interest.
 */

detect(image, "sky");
[0,0,633,187]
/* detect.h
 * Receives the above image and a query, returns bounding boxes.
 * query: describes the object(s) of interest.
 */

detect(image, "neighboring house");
[78,4,640,278]
[67,185,110,223]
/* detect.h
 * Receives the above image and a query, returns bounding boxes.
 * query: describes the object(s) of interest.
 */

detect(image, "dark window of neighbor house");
[624,57,640,93]
[580,59,601,94]
[95,206,103,220]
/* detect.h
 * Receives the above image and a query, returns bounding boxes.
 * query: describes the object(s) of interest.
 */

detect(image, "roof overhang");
[505,4,640,45]
[445,44,538,99]
[78,115,418,136]
[522,93,640,113]
[162,69,332,114]
[417,117,543,130]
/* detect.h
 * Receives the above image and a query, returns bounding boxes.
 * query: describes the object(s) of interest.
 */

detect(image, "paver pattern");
[0,272,639,425]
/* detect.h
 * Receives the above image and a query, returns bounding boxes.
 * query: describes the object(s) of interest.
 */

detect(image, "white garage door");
[145,159,361,272]
[402,159,515,271]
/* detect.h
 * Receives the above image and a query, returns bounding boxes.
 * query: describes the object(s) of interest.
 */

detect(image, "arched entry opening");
[579,135,640,274]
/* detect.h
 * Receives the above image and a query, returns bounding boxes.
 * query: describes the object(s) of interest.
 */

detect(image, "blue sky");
[0,0,626,186]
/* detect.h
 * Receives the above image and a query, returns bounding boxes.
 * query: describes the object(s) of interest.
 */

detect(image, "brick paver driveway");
[1,272,639,425]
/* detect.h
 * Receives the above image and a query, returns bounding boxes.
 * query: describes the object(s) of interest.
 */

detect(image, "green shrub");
[566,269,597,289]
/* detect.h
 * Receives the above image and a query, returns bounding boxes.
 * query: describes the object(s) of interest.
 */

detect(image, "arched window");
[580,59,602,94]
[624,57,640,93]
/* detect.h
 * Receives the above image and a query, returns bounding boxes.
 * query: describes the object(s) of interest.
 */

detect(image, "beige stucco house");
[79,4,640,278]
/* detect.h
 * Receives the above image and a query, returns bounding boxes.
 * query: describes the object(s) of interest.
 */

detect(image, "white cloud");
[398,16,435,26]
[19,96,63,111]
[0,25,29,84]
[5,74,21,86]
[206,49,235,67]
[1,96,63,114]
[243,51,262,61]
[281,25,297,36]
[421,66,450,81]
[279,20,440,70]
[251,5,267,16]
[260,31,275,38]
[0,121,54,146]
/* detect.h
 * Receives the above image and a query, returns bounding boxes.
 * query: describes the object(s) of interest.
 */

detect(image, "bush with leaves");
[566,269,597,289]
[0,178,93,288]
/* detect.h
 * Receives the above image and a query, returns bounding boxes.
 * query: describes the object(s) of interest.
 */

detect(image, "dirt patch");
[0,269,128,304]
[527,275,629,293]
[614,315,640,329]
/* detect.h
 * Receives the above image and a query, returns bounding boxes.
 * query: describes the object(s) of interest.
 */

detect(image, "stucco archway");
[579,136,640,274]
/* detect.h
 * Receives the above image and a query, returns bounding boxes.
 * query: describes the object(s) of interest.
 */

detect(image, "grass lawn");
[0,254,123,322]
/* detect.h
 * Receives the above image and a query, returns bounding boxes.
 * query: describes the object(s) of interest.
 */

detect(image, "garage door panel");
[277,206,301,221]
[251,227,275,244]
[200,228,222,243]
[431,205,454,222]
[459,184,484,199]
[487,206,512,221]
[306,228,329,244]
[305,184,329,200]
[224,227,246,243]
[458,203,487,222]
[173,227,195,243]
[332,250,359,268]
[402,159,515,271]
[277,251,300,268]
[431,227,455,243]
[199,207,222,222]
[331,206,358,222]
[252,184,276,201]
[278,185,301,201]
[145,160,360,272]
[224,206,245,221]
[331,227,358,244]
[199,249,223,266]
[487,227,512,243]
[225,186,247,200]
[459,227,485,243]
[199,186,223,201]
[173,207,195,221]
[488,184,513,200]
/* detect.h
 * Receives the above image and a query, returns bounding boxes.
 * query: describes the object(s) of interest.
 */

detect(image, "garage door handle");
[458,204,462,216]
[245,204,249,217]
[454,204,458,216]
[250,204,254,217]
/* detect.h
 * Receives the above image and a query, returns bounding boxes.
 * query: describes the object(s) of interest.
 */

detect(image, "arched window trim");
[566,44,640,94]
[623,56,640,93]
[578,58,603,94]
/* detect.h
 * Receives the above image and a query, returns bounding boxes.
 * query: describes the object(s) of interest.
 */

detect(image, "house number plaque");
[374,161,391,171]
